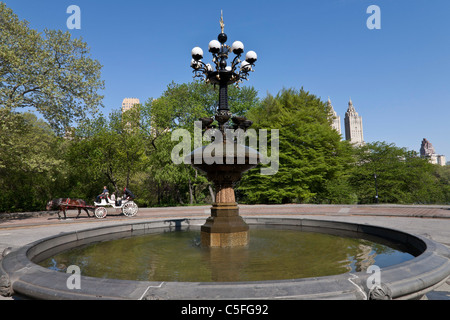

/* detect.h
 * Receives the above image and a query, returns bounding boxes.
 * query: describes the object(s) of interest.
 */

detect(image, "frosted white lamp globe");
[240,60,251,71]
[191,47,203,61]
[190,59,198,69]
[208,40,221,53]
[231,41,244,54]
[245,51,257,64]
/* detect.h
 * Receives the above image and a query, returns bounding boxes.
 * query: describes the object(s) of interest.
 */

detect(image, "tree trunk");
[105,166,118,192]
[177,189,185,205]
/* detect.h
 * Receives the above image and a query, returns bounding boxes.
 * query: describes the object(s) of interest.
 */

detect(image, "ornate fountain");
[189,12,260,247]
[2,12,448,302]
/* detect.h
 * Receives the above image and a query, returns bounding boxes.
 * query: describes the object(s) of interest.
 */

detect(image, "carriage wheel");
[95,207,107,219]
[123,202,138,217]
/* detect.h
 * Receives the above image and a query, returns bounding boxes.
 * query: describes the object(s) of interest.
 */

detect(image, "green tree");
[149,81,258,131]
[349,141,444,204]
[434,165,450,204]
[144,81,260,205]
[0,111,65,212]
[0,3,104,133]
[238,88,354,204]
[67,107,150,203]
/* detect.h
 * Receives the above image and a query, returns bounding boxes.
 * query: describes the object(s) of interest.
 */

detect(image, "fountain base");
[201,202,249,247]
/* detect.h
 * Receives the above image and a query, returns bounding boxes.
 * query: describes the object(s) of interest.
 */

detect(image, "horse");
[46,198,91,220]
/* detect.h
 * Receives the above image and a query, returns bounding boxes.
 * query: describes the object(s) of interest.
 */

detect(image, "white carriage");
[93,196,138,219]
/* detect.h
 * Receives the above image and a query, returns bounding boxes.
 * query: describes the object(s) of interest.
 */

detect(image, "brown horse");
[46,198,92,219]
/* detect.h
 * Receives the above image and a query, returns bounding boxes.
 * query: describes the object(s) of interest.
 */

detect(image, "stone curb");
[1,217,449,300]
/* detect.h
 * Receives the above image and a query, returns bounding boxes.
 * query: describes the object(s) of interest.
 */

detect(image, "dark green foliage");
[237,88,450,205]
[141,81,259,206]
[238,88,354,204]
[349,142,449,204]
[1,83,449,212]
[0,112,68,212]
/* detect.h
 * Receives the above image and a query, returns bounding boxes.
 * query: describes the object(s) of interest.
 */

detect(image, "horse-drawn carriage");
[46,196,139,220]
[93,196,138,219]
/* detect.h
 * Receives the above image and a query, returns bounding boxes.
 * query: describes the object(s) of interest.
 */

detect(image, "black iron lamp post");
[374,173,379,203]
[188,12,260,247]
[190,11,257,135]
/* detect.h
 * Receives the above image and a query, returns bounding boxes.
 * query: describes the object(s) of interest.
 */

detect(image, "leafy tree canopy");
[350,141,448,204]
[148,81,259,131]
[238,88,354,204]
[0,2,104,133]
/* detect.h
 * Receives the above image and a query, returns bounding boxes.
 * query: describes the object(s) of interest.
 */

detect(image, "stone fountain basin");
[1,217,449,300]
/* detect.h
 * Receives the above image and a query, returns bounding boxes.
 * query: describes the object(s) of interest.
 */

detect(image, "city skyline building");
[122,98,140,113]
[327,97,341,135]
[121,97,140,130]
[344,98,364,146]
[328,98,364,146]
[328,99,446,165]
[420,138,446,166]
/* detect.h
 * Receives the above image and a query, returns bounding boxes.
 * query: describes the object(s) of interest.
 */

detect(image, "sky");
[4,0,450,160]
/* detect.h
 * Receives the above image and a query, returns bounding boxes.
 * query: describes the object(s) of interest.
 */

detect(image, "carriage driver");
[115,187,134,206]
[123,187,135,201]
[96,186,109,203]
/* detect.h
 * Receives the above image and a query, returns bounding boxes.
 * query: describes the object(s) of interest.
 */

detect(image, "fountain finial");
[220,10,225,33]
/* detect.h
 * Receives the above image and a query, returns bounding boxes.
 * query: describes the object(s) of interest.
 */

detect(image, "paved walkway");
[1,204,449,300]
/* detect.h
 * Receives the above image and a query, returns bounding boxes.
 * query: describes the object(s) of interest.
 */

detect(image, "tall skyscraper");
[420,138,436,157]
[122,98,140,113]
[344,98,364,146]
[420,138,446,166]
[327,97,341,135]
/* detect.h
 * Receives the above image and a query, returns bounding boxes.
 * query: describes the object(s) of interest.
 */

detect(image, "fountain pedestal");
[202,158,251,248]
[201,202,249,247]
[190,142,259,248]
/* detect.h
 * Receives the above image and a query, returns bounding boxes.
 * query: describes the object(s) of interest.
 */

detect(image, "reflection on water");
[39,228,414,282]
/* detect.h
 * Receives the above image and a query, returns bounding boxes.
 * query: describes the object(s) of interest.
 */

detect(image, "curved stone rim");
[1,217,449,300]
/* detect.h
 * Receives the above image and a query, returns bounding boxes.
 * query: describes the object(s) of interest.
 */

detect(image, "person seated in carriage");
[123,187,135,201]
[114,188,134,206]
[96,186,109,203]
